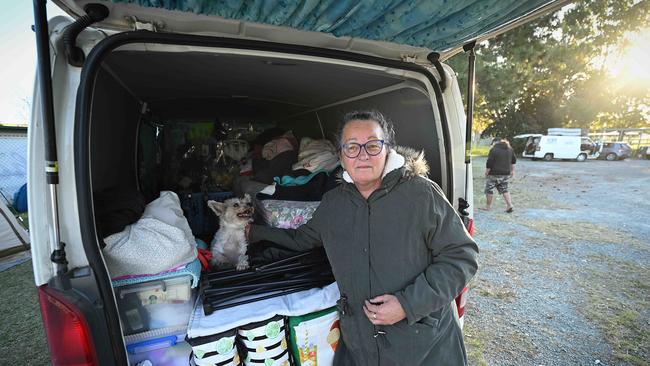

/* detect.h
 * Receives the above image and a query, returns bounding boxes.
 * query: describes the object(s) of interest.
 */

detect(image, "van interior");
[90,47,444,203]
[84,44,448,363]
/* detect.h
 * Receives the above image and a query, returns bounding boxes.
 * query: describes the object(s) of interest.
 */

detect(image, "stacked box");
[115,275,196,335]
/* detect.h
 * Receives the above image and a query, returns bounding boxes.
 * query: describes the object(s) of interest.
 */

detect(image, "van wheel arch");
[543,153,554,161]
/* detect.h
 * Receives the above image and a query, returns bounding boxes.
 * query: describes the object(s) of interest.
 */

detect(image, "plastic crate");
[125,326,192,366]
[116,275,196,335]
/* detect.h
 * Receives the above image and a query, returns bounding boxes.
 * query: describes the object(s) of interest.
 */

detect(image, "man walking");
[483,138,516,212]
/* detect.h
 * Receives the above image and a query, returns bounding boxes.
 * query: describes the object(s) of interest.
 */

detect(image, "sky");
[0,2,66,125]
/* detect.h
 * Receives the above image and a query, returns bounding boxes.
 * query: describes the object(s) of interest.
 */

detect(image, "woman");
[248,111,479,365]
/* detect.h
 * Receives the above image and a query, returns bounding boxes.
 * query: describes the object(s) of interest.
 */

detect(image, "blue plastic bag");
[13,183,27,213]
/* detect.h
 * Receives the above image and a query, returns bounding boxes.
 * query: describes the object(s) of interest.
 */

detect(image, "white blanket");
[103,191,197,278]
[188,282,340,338]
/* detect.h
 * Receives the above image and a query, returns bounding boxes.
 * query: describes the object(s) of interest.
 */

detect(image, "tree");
[447,0,650,140]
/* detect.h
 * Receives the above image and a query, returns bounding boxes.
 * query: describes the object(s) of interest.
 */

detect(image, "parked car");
[598,142,632,161]
[30,1,564,364]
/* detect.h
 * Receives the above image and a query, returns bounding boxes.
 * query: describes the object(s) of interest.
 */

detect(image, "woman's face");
[340,120,388,187]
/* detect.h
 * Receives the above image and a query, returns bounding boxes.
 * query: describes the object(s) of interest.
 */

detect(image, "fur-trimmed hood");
[341,145,429,183]
[393,145,430,178]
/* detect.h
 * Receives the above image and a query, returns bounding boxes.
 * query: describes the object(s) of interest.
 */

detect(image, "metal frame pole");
[463,42,477,210]
[33,0,67,274]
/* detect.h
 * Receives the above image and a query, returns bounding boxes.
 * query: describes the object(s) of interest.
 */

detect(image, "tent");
[0,126,29,257]
[0,199,29,257]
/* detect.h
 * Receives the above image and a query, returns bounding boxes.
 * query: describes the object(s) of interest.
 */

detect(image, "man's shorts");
[485,175,511,194]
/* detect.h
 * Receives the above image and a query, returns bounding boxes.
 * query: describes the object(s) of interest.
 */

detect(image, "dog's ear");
[207,200,226,217]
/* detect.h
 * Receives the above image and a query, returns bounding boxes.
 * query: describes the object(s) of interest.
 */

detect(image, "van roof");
[53,0,570,62]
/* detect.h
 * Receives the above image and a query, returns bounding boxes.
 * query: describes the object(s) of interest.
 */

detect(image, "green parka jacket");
[250,147,479,366]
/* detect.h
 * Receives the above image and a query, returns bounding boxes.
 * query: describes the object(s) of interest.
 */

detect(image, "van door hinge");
[127,16,163,32]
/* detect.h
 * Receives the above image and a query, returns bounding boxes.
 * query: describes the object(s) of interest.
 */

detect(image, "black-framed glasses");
[340,139,386,158]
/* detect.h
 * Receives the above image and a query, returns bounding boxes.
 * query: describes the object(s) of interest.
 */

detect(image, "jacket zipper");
[367,202,382,365]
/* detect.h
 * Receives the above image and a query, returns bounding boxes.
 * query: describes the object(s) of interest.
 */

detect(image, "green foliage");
[471,145,491,157]
[448,0,650,140]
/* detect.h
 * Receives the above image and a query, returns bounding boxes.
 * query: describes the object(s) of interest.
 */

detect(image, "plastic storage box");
[116,275,196,335]
[125,326,192,366]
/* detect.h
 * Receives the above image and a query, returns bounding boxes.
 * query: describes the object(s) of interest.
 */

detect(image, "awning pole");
[33,0,67,274]
[460,41,476,216]
[464,42,476,165]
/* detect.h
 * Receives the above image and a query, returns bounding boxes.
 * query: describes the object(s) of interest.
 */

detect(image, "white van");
[519,134,597,161]
[29,1,564,364]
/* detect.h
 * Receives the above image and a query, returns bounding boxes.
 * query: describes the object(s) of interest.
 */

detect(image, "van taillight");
[38,285,98,366]
[466,218,475,237]
[455,287,469,318]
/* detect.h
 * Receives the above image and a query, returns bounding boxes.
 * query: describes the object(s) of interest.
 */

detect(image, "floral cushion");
[257,200,320,229]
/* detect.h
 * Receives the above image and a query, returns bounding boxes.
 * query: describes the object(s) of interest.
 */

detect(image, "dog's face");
[207,194,253,227]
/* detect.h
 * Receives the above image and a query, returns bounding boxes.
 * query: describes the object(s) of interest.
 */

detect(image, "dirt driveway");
[466,157,650,366]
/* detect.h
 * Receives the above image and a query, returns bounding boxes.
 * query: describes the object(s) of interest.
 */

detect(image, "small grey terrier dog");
[207,194,254,270]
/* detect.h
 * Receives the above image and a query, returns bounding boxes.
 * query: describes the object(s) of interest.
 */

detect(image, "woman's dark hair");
[336,110,395,148]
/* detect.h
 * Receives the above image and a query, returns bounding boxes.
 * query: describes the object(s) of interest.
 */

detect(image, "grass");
[464,322,489,366]
[516,219,646,248]
[0,260,50,365]
[17,212,29,231]
[471,145,491,157]
[573,254,650,365]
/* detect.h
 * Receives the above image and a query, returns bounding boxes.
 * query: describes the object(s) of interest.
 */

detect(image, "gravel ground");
[465,157,650,366]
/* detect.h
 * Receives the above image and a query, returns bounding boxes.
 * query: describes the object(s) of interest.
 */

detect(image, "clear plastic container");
[116,275,196,335]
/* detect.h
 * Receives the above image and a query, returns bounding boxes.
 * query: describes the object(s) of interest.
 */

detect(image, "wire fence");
[0,129,28,207]
[588,129,650,152]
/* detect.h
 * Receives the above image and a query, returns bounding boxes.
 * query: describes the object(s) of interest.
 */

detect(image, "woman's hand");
[363,294,406,325]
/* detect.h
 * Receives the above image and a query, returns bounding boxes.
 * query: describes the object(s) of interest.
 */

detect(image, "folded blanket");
[111,258,202,289]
